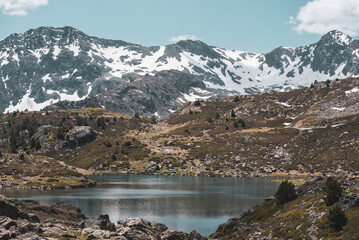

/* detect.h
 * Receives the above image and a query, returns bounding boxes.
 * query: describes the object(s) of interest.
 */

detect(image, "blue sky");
[1,0,358,53]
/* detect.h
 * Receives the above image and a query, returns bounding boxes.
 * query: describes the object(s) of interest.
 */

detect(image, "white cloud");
[170,34,200,43]
[290,0,359,36]
[286,16,296,25]
[0,0,48,16]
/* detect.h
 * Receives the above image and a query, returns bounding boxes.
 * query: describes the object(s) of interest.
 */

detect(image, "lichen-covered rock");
[341,193,359,210]
[69,126,97,146]
[145,162,160,172]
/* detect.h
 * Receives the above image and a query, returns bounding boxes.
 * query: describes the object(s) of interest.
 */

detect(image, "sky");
[0,0,359,53]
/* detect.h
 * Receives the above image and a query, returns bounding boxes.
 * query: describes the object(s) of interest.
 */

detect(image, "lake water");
[1,175,279,236]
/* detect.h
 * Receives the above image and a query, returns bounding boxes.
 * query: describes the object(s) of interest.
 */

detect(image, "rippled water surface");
[1,175,279,236]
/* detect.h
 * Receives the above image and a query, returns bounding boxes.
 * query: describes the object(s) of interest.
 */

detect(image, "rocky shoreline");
[0,175,96,190]
[0,195,207,240]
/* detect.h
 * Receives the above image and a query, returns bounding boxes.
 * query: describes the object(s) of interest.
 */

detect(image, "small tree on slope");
[275,180,297,205]
[328,203,347,231]
[324,177,342,206]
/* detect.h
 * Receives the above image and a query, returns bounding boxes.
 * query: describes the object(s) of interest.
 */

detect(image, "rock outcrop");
[34,125,97,150]
[0,195,207,239]
[145,161,161,172]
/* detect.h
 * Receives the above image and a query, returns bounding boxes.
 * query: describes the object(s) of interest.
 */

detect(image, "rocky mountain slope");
[1,77,359,180]
[44,70,217,117]
[1,26,359,115]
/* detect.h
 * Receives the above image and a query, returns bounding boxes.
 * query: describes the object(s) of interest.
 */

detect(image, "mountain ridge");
[1,26,359,116]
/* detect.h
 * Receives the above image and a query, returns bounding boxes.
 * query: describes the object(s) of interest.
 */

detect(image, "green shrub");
[324,177,342,206]
[97,117,106,129]
[35,140,41,150]
[103,141,112,148]
[275,180,297,205]
[328,203,347,231]
[241,120,246,128]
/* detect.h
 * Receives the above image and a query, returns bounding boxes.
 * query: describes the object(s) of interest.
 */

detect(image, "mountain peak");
[320,30,353,45]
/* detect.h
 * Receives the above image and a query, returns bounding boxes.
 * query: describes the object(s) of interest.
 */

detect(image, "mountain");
[44,70,217,117]
[1,26,359,115]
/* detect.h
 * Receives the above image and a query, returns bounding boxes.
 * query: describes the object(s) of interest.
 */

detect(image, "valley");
[1,77,359,188]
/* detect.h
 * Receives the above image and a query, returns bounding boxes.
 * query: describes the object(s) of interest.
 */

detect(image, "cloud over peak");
[290,0,359,36]
[170,34,200,43]
[0,0,48,16]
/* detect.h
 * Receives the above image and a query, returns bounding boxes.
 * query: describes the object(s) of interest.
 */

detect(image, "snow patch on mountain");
[1,27,359,114]
[345,87,359,95]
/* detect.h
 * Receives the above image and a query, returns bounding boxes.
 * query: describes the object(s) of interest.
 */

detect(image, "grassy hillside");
[0,77,359,185]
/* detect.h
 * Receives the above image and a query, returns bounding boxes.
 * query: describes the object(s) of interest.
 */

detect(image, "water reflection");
[1,175,279,236]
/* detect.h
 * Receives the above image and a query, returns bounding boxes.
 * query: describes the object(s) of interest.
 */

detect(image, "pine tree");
[328,203,347,231]
[233,121,238,128]
[30,138,36,149]
[76,115,84,126]
[35,140,41,150]
[56,127,65,140]
[97,117,106,129]
[9,128,17,153]
[324,177,342,206]
[275,180,297,205]
[231,110,236,118]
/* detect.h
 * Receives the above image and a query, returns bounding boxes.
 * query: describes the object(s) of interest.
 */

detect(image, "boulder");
[341,193,359,210]
[145,162,160,172]
[0,197,20,219]
[69,126,97,146]
[98,215,115,231]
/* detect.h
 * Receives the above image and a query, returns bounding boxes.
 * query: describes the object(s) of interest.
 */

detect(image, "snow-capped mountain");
[44,70,216,117]
[0,26,359,114]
